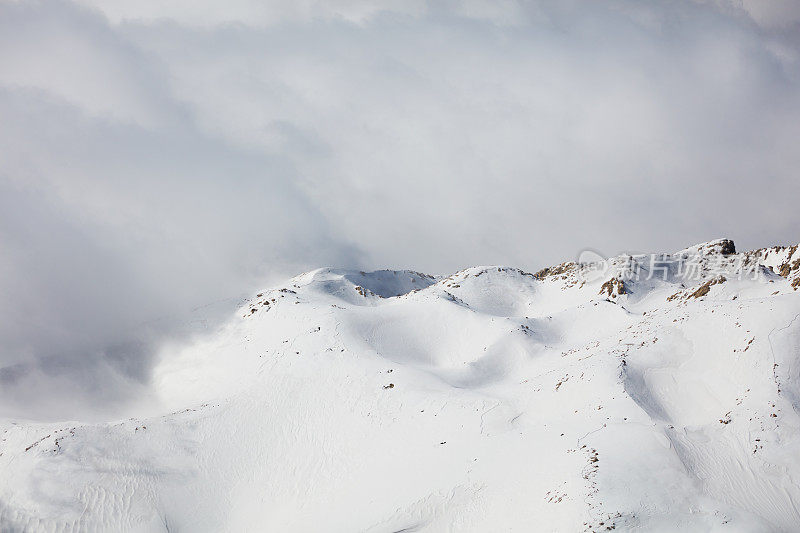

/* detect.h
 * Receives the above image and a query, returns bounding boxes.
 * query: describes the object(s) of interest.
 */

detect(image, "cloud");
[0,1,359,419]
[116,0,800,265]
[0,87,358,418]
[72,0,427,27]
[1,0,799,419]
[737,0,800,29]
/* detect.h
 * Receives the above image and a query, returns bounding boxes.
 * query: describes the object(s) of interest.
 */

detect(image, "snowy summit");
[2,239,800,532]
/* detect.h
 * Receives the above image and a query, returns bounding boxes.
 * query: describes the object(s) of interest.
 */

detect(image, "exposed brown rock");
[690,276,726,298]
[535,262,577,280]
[599,277,626,298]
[719,239,736,256]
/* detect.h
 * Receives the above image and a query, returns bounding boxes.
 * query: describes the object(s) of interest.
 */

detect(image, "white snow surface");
[2,242,800,532]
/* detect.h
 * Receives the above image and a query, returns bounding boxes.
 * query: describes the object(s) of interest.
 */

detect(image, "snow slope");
[2,242,800,532]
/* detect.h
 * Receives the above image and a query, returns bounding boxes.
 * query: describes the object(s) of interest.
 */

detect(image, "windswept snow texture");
[3,242,800,532]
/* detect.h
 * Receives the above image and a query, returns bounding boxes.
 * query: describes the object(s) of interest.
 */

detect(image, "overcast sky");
[1,0,799,420]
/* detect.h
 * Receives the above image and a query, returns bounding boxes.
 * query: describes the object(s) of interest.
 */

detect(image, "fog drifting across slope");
[1,0,799,419]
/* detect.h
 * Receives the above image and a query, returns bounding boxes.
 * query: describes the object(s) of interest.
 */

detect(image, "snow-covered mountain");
[2,239,800,532]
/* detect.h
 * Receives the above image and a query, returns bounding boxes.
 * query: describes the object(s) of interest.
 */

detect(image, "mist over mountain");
[2,0,800,418]
[2,1,800,530]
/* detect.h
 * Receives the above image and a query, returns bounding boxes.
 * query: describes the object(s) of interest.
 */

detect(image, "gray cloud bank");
[1,0,799,419]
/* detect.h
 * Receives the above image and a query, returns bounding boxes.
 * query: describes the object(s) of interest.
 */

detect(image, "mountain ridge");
[2,239,800,532]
